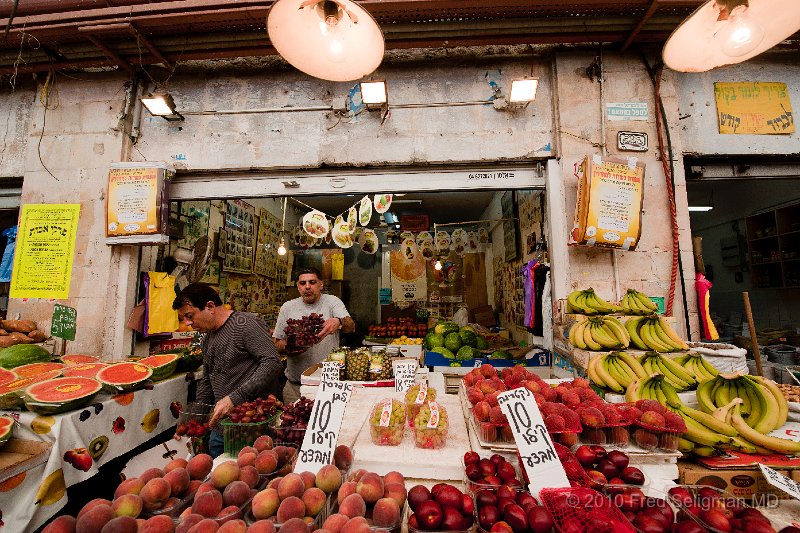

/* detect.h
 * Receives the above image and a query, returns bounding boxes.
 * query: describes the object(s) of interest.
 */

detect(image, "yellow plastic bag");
[146,272,179,334]
[331,253,344,281]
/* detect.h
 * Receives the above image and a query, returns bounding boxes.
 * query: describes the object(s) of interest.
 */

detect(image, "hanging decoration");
[359,196,372,226]
[332,219,354,248]
[359,229,379,254]
[373,194,392,213]
[302,210,329,238]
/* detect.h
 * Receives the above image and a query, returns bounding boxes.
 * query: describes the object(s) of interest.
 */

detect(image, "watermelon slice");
[0,367,17,387]
[0,370,62,410]
[0,415,14,447]
[61,362,108,379]
[24,377,103,415]
[136,354,179,381]
[14,362,66,378]
[96,362,153,392]
[61,354,100,365]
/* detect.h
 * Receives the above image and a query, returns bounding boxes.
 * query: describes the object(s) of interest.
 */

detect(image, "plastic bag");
[453,305,469,327]
[146,271,179,335]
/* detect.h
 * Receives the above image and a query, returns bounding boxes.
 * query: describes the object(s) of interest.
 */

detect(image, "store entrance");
[158,186,548,349]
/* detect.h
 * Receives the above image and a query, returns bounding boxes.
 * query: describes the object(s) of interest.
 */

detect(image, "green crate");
[221,412,279,456]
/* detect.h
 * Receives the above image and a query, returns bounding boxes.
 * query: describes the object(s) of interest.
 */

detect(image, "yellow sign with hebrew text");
[714,82,794,135]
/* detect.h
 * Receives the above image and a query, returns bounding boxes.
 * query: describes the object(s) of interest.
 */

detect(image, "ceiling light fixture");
[663,0,800,72]
[434,259,442,271]
[267,0,385,82]
[277,197,288,255]
[508,78,539,103]
[688,206,714,212]
[359,80,388,110]
[141,93,184,121]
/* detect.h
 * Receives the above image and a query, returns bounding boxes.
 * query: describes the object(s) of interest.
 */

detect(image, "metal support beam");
[128,23,172,68]
[621,0,660,51]
[82,33,134,73]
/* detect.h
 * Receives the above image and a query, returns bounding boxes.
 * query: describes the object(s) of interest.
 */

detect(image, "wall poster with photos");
[223,199,256,274]
[254,209,281,278]
[500,191,519,262]
[173,201,210,251]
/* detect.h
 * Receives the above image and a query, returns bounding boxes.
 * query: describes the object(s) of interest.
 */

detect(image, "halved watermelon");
[61,354,100,365]
[14,362,66,378]
[0,370,62,410]
[61,362,108,379]
[0,415,14,447]
[24,376,102,415]
[0,367,17,387]
[96,362,153,392]
[136,354,179,381]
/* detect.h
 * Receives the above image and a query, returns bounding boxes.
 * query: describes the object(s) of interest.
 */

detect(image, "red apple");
[527,505,554,533]
[466,463,482,481]
[490,522,514,532]
[673,520,706,533]
[461,493,475,515]
[416,499,444,530]
[503,503,529,532]
[408,485,431,512]
[516,492,537,511]
[606,450,629,470]
[479,505,501,530]
[496,485,517,502]
[475,490,497,508]
[620,466,645,485]
[700,508,732,532]
[575,445,600,467]
[464,451,480,466]
[440,505,465,531]
[596,458,619,480]
[497,461,517,482]
[668,487,694,507]
[479,459,496,477]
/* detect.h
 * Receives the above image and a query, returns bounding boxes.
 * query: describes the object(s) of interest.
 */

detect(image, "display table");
[0,373,190,532]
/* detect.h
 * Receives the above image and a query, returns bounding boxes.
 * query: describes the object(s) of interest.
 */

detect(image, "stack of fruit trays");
[413,401,448,449]
[666,484,786,533]
[617,400,686,452]
[406,383,437,426]
[273,396,313,447]
[220,394,283,456]
[174,402,213,455]
[369,398,406,446]
[576,401,632,448]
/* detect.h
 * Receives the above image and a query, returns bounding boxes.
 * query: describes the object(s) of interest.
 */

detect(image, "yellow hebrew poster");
[106,166,160,236]
[10,204,80,299]
[714,82,794,134]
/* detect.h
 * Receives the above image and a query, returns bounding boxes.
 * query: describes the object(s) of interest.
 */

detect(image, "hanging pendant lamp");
[267,0,385,82]
[663,0,800,72]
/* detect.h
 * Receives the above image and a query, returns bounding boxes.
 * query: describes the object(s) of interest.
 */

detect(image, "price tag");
[415,382,428,405]
[427,401,440,428]
[321,361,340,382]
[295,380,354,473]
[379,399,392,427]
[497,388,570,497]
[473,359,483,368]
[51,304,77,341]
[758,464,800,501]
[393,360,417,393]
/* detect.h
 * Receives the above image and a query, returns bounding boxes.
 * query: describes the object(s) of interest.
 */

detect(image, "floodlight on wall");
[141,93,184,121]
[663,0,800,72]
[359,81,388,110]
[267,0,385,82]
[508,78,539,103]
[688,206,714,212]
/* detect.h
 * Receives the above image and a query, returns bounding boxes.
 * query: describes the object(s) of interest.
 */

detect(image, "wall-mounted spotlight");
[141,93,184,121]
[359,80,388,110]
[493,78,539,111]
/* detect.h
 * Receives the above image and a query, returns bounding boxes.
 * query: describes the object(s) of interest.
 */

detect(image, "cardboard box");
[0,439,52,483]
[470,305,497,327]
[423,349,551,369]
[679,460,791,501]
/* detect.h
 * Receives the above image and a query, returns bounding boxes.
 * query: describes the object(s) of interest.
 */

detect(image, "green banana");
[594,354,624,393]
[692,445,719,457]
[678,437,695,453]
[699,357,720,378]
[640,319,672,352]
[567,290,590,314]
[592,320,621,349]
[739,377,768,430]
[625,317,648,350]
[682,415,733,447]
[606,356,632,388]
[659,378,683,408]
[680,404,738,437]
[696,377,719,414]
[617,351,648,379]
[749,375,789,430]
[660,354,697,386]
[654,356,693,391]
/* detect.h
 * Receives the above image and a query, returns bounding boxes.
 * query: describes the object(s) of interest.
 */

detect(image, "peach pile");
[320,468,407,532]
[474,486,554,532]
[235,436,296,479]
[408,483,475,531]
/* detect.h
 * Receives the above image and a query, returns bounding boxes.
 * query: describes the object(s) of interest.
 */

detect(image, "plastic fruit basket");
[370,399,406,446]
[175,402,213,455]
[631,421,682,452]
[463,456,526,495]
[601,485,679,533]
[579,422,632,448]
[540,486,636,533]
[273,425,307,448]
[370,418,405,446]
[221,412,279,456]
[405,385,437,427]
[412,402,448,449]
[665,484,769,533]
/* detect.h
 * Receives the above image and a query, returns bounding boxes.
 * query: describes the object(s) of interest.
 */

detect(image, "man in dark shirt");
[173,283,282,457]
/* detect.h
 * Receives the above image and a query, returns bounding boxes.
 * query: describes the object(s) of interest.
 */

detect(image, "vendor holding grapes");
[173,283,282,457]
[273,267,355,403]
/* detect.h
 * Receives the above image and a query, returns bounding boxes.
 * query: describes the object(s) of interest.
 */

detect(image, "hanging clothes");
[522,259,538,330]
[0,226,17,283]
[531,262,550,337]
[695,272,719,341]
[143,271,179,336]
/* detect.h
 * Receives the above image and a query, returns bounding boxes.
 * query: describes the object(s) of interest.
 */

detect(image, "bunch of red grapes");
[285,313,325,349]
[227,394,283,424]
[275,396,314,445]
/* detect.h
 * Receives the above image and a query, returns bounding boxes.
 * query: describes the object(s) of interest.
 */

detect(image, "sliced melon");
[24,377,102,415]
[0,367,17,387]
[96,362,153,392]
[0,415,14,447]
[60,354,100,365]
[61,362,108,379]
[136,354,179,381]
[14,362,66,378]
[0,370,62,410]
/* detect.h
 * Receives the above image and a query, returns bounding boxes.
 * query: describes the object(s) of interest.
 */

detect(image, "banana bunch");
[639,352,698,392]
[586,351,647,393]
[568,316,630,351]
[620,288,659,315]
[566,288,622,315]
[625,315,689,352]
[697,373,788,432]
[672,352,719,383]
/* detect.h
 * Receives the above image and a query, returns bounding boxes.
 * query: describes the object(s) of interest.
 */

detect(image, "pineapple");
[327,348,348,380]
[345,348,370,381]
[380,350,393,380]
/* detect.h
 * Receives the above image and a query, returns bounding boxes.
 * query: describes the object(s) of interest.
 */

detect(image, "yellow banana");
[739,377,768,430]
[678,437,695,453]
[734,380,752,418]
[657,316,689,350]
[633,290,659,313]
[729,436,759,454]
[699,357,720,379]
[658,378,683,408]
[603,317,630,348]
[696,377,719,414]
[583,322,603,351]
[653,381,668,405]
[679,404,738,437]
[651,319,684,352]
[641,355,658,378]
[660,353,697,386]
[592,321,620,349]
[587,355,605,388]
[729,401,800,454]
[569,319,588,350]
[713,378,733,409]
[749,375,788,430]
[655,358,691,392]
[626,378,643,403]
[625,317,648,350]
[567,290,589,314]
[36,469,66,506]
[617,351,648,380]
[640,320,672,352]
[691,355,716,382]
[587,289,618,314]
[750,379,779,434]
[607,356,633,388]
[682,415,733,447]
[692,445,719,457]
[594,354,624,393]
[623,291,646,314]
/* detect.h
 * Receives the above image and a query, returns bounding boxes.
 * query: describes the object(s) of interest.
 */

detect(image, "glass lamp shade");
[663,0,800,72]
[268,0,385,82]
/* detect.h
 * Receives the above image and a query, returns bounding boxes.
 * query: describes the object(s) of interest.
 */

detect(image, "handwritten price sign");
[497,388,570,497]
[51,304,77,341]
[759,464,800,501]
[321,361,341,383]
[295,380,353,472]
[393,360,417,393]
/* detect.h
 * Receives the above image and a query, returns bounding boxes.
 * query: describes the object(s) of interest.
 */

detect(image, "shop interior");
[160,188,549,348]
[687,177,800,346]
